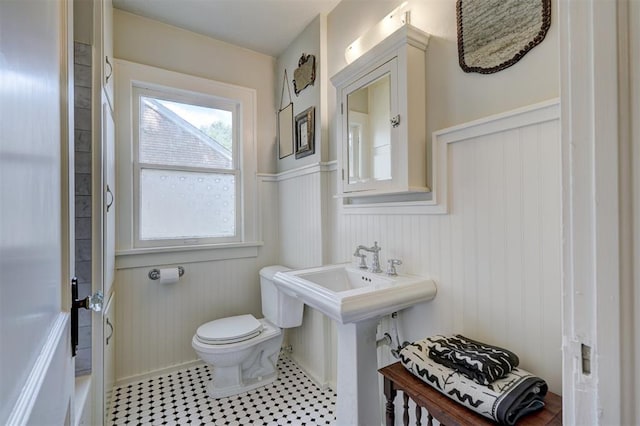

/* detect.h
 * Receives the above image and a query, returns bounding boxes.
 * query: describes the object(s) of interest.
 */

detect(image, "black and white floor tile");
[110,357,336,425]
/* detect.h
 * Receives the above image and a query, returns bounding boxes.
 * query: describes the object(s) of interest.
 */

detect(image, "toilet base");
[193,319,284,399]
[206,371,278,399]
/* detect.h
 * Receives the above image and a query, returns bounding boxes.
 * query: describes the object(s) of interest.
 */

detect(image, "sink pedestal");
[336,318,380,426]
[272,264,437,425]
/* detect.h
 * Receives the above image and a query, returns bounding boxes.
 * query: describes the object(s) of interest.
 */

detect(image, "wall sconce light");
[344,1,411,64]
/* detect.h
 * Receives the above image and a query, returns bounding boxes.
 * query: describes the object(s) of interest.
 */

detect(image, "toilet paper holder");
[149,266,185,280]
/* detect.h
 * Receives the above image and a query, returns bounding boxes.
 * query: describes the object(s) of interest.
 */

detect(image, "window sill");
[115,241,263,269]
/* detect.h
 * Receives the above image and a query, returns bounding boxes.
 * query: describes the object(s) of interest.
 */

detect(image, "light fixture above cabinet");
[331,23,430,201]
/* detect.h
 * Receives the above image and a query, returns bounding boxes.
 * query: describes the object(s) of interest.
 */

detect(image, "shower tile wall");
[74,41,93,376]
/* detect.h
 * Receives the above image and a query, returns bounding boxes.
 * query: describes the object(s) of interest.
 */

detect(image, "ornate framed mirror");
[457,0,551,74]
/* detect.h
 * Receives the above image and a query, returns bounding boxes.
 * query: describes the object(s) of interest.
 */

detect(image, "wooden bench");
[379,362,562,426]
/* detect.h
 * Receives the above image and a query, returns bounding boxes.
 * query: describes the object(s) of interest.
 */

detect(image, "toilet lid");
[196,314,263,344]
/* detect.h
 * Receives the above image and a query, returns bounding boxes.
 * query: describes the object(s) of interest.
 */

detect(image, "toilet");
[192,265,303,398]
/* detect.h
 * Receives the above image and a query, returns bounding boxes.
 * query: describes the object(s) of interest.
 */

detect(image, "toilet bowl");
[192,266,303,398]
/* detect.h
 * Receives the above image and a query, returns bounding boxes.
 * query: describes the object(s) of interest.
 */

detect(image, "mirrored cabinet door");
[342,58,398,193]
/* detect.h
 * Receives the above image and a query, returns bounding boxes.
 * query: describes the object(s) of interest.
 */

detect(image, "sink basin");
[274,263,437,425]
[273,263,437,324]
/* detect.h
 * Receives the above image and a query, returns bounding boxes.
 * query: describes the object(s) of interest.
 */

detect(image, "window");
[133,88,239,246]
[115,60,258,254]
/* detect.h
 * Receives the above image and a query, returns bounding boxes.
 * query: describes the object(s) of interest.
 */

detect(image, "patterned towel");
[400,336,547,425]
[428,335,519,385]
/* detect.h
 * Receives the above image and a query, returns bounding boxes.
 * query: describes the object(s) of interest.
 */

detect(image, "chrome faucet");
[353,241,382,273]
[386,259,403,276]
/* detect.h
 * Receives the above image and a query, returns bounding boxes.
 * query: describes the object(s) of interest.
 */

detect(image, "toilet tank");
[260,266,304,328]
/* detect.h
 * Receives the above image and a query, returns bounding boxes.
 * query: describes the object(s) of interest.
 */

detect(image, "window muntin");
[133,86,241,246]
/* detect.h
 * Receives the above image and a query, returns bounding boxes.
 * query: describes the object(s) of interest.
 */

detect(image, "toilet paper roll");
[158,267,180,285]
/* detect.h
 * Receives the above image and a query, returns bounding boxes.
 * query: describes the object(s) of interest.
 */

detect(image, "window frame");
[132,86,241,247]
[115,60,259,257]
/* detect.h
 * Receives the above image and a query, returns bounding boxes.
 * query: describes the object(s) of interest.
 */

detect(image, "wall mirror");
[457,0,551,74]
[346,73,391,185]
[278,103,294,159]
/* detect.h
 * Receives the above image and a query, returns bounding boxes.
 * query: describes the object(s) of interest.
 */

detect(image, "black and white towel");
[428,334,520,385]
[400,336,547,425]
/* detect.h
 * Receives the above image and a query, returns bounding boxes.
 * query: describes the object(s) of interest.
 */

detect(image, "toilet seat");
[196,314,263,345]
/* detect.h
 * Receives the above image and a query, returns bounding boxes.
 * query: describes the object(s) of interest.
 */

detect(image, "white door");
[0,1,75,424]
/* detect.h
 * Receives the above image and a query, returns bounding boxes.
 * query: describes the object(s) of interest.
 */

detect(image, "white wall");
[114,10,277,173]
[275,15,329,172]
[327,0,559,173]
[274,15,335,385]
[333,105,562,395]
[274,0,563,396]
[111,11,281,382]
[267,0,562,397]
[328,0,559,137]
[274,165,334,386]
[110,0,564,396]
[113,178,280,382]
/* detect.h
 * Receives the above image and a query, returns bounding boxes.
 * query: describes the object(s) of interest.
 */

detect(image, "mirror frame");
[456,0,552,74]
[278,103,294,159]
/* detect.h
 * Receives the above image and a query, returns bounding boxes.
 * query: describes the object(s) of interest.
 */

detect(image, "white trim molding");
[341,98,560,215]
[559,0,634,423]
[114,59,259,254]
[258,161,337,183]
[7,314,70,426]
[115,242,262,269]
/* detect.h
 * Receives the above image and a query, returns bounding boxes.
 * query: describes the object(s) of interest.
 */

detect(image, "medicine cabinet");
[331,24,430,198]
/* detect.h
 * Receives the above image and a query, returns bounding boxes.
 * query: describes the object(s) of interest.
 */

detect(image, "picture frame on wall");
[295,106,315,159]
[278,103,294,159]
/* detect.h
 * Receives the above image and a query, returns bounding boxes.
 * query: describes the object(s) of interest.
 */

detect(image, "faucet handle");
[354,253,368,269]
[386,259,402,276]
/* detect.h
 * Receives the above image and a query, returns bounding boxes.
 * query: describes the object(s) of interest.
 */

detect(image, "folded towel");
[400,336,547,425]
[428,334,520,385]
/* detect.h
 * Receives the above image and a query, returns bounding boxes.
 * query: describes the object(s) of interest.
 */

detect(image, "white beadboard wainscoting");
[276,163,335,269]
[272,163,337,388]
[331,99,563,394]
[113,179,280,384]
[115,258,262,383]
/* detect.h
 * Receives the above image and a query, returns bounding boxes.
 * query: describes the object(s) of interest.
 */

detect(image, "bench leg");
[403,393,410,425]
[383,377,397,426]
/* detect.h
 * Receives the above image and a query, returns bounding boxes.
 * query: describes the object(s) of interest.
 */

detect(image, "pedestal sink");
[274,264,437,426]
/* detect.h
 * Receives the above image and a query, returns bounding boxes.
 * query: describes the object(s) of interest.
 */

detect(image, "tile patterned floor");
[110,357,336,425]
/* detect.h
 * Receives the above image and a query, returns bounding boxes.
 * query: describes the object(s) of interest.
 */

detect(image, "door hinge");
[341,103,343,115]
[581,343,592,375]
[342,169,345,181]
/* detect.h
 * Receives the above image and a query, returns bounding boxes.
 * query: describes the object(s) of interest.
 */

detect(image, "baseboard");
[287,354,332,391]
[115,360,204,387]
[113,356,335,395]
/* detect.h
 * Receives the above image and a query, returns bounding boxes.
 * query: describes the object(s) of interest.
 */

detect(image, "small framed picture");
[277,103,294,159]
[295,107,315,159]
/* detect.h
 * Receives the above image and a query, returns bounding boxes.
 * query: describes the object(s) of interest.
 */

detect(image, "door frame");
[559,0,637,423]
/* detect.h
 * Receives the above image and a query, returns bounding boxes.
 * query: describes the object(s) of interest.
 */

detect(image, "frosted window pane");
[140,169,235,240]
[139,96,233,169]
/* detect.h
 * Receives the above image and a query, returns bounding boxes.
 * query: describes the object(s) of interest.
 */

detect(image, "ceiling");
[112,0,341,57]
